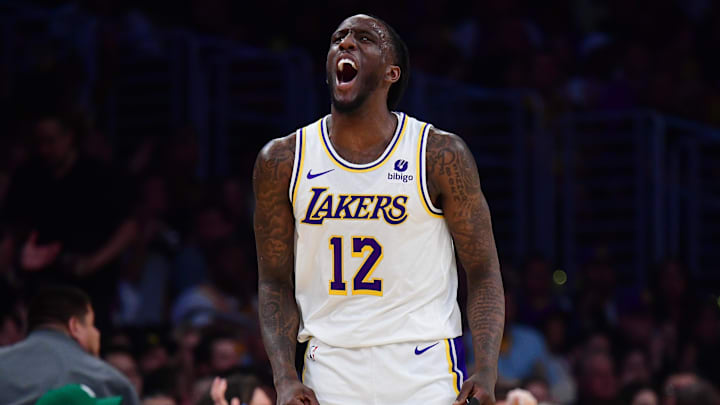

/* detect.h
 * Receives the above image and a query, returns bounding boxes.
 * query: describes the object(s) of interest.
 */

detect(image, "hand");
[210,377,240,405]
[21,232,61,271]
[504,388,537,405]
[453,373,495,405]
[71,255,98,277]
[276,378,319,405]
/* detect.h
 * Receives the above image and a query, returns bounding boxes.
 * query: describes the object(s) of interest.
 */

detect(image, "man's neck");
[328,100,397,158]
[34,324,70,336]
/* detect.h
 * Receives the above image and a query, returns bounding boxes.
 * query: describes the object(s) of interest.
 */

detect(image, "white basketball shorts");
[301,336,467,405]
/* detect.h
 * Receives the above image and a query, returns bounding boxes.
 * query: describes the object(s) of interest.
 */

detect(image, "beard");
[326,68,381,113]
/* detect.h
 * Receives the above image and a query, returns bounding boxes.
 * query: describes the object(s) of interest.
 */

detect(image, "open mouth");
[336,58,358,85]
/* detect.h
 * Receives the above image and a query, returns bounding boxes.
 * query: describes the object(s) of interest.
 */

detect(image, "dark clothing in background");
[3,157,133,329]
[0,329,140,405]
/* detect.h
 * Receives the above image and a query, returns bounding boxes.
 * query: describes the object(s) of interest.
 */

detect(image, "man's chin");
[330,92,367,113]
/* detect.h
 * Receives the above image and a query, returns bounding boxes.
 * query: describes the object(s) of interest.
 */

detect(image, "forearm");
[466,263,505,385]
[258,278,301,383]
[87,219,138,270]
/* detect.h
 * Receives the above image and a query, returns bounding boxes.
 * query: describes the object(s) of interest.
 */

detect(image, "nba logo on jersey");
[308,345,319,361]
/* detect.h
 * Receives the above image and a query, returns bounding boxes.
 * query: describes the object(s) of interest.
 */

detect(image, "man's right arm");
[253,135,319,405]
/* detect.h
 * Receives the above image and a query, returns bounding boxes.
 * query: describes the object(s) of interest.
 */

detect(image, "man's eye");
[361,36,370,41]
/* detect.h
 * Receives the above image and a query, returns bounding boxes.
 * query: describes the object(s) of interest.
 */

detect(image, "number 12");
[329,236,383,296]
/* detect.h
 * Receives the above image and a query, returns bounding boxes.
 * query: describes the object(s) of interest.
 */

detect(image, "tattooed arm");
[253,135,319,405]
[426,128,504,405]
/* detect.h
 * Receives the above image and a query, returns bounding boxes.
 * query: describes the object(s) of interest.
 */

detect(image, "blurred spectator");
[632,389,659,405]
[540,311,576,404]
[497,290,552,388]
[171,204,235,296]
[663,373,720,405]
[116,174,179,325]
[1,109,137,330]
[621,383,659,405]
[688,298,720,381]
[575,260,618,334]
[521,376,551,404]
[135,330,174,375]
[497,388,539,405]
[194,328,249,378]
[0,286,139,405]
[517,256,570,329]
[576,350,619,405]
[0,280,25,346]
[104,345,144,397]
[200,375,273,405]
[142,366,180,405]
[613,287,655,350]
[172,236,252,327]
[619,347,652,387]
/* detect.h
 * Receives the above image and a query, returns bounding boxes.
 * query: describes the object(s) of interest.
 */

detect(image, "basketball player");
[253,14,504,405]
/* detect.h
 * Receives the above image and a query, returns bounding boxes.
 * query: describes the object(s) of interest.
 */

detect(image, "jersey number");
[329,236,383,296]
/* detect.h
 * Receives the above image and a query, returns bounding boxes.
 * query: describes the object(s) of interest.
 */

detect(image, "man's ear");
[386,65,401,84]
[68,316,81,339]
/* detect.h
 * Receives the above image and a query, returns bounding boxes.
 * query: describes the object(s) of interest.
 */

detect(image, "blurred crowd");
[1,0,720,404]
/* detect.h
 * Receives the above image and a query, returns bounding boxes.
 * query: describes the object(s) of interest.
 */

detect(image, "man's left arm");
[74,219,138,276]
[426,129,504,405]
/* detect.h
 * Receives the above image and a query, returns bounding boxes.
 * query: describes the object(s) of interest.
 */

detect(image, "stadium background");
[0,0,719,404]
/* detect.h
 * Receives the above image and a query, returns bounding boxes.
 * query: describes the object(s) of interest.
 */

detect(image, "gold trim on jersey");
[416,123,444,218]
[444,339,460,395]
[291,127,308,209]
[319,113,408,173]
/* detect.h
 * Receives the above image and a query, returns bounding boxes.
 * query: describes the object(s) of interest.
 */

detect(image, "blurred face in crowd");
[580,352,618,401]
[524,380,550,403]
[621,349,651,385]
[105,351,143,396]
[69,305,100,356]
[633,389,659,405]
[543,314,567,353]
[140,345,169,374]
[663,373,699,405]
[211,338,241,373]
[33,118,75,170]
[524,259,551,297]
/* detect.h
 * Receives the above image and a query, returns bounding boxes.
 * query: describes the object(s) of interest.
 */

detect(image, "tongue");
[339,66,357,83]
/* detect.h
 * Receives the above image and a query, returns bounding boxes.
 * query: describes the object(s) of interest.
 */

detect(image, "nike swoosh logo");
[414,342,439,355]
[307,169,334,179]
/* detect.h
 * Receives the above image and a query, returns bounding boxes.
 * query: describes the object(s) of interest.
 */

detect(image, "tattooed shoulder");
[253,133,296,191]
[425,127,480,209]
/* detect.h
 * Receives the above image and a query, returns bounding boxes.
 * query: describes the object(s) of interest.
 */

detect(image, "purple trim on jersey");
[419,124,443,215]
[290,128,304,204]
[321,113,406,170]
[449,337,466,392]
[453,336,467,381]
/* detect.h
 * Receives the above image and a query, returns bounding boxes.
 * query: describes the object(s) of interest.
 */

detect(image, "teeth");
[337,58,357,72]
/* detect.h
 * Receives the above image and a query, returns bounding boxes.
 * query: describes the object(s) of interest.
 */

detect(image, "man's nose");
[339,33,356,50]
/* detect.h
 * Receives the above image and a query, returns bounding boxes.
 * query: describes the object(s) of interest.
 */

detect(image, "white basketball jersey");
[289,112,462,348]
